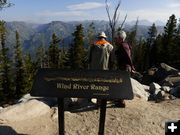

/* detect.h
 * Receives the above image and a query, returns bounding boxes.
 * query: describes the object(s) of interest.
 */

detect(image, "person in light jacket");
[88,31,114,106]
[88,31,114,70]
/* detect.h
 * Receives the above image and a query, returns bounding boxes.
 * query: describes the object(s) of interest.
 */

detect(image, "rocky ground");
[0,63,180,135]
[0,97,180,135]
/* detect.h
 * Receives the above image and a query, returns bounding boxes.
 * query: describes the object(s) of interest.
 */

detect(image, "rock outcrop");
[0,99,50,124]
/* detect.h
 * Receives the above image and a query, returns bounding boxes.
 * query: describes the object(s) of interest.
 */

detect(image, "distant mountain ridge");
[4,20,164,57]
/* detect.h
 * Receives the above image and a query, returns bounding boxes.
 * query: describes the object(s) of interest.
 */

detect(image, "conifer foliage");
[67,24,85,69]
[14,30,25,97]
[37,44,46,68]
[23,54,36,94]
[0,21,12,100]
[0,14,180,105]
[48,33,61,68]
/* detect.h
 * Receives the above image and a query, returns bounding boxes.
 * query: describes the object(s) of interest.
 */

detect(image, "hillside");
[4,21,164,57]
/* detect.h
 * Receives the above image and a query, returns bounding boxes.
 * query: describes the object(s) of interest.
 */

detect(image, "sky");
[1,0,180,24]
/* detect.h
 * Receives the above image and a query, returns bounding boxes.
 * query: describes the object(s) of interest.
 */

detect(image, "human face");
[115,36,123,43]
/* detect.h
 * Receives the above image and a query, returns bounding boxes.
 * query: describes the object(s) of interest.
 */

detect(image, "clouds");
[124,8,180,22]
[37,10,87,17]
[32,1,180,23]
[67,2,105,10]
[168,3,180,8]
[37,2,105,17]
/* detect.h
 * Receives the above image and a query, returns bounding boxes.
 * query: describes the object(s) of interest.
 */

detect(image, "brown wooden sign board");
[30,69,134,100]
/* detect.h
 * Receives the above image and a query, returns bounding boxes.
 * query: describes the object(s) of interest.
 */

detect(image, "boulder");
[17,93,57,107]
[131,71,143,82]
[154,91,166,103]
[154,91,174,102]
[149,82,161,95]
[153,63,179,83]
[130,78,150,100]
[0,99,50,124]
[16,93,36,103]
[162,76,180,87]
[161,86,171,93]
[160,63,179,75]
[170,86,180,98]
[141,74,154,85]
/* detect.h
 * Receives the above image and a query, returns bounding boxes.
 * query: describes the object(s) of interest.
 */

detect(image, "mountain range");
[4,20,164,57]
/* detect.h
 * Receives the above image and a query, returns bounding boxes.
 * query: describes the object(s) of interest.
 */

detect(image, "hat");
[97,31,107,38]
[117,30,126,41]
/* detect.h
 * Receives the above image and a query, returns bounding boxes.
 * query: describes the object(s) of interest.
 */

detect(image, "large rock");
[17,93,57,107]
[153,63,179,83]
[170,86,180,98]
[130,78,150,100]
[149,82,161,95]
[161,86,171,93]
[0,99,50,124]
[160,63,179,75]
[162,76,180,87]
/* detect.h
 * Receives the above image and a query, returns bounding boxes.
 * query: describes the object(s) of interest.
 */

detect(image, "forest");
[0,0,180,105]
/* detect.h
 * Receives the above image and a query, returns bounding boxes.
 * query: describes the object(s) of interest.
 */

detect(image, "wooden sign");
[30,69,133,100]
[30,69,134,135]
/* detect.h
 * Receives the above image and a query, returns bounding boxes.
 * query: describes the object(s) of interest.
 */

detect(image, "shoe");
[115,100,126,108]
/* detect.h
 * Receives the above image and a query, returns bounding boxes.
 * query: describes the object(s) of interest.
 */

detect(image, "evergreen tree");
[133,37,146,72]
[23,53,36,94]
[146,23,157,68]
[147,23,157,45]
[86,22,96,46]
[0,21,12,99]
[59,39,66,69]
[126,19,138,61]
[162,14,177,64]
[14,30,25,97]
[65,43,74,69]
[174,19,180,68]
[36,44,46,68]
[151,34,163,65]
[48,33,61,68]
[71,24,85,69]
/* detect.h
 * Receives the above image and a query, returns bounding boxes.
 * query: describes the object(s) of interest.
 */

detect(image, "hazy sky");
[1,0,180,24]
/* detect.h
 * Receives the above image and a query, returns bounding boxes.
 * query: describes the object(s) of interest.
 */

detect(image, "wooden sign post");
[30,69,134,135]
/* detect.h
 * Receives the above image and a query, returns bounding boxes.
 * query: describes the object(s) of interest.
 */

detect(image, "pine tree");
[36,44,45,68]
[151,34,163,65]
[65,43,74,69]
[14,30,25,97]
[126,18,138,61]
[174,19,180,68]
[86,22,96,46]
[162,14,177,64]
[133,37,146,72]
[23,53,36,94]
[71,24,85,69]
[59,39,66,69]
[146,23,157,68]
[48,33,61,68]
[0,21,12,99]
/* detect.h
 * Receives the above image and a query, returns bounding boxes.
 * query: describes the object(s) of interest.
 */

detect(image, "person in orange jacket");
[87,31,114,106]
[88,31,114,70]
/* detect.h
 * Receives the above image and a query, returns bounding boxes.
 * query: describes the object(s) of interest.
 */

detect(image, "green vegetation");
[0,14,180,106]
[131,14,180,71]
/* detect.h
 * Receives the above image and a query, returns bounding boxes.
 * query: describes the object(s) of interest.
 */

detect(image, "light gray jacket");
[88,41,114,70]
